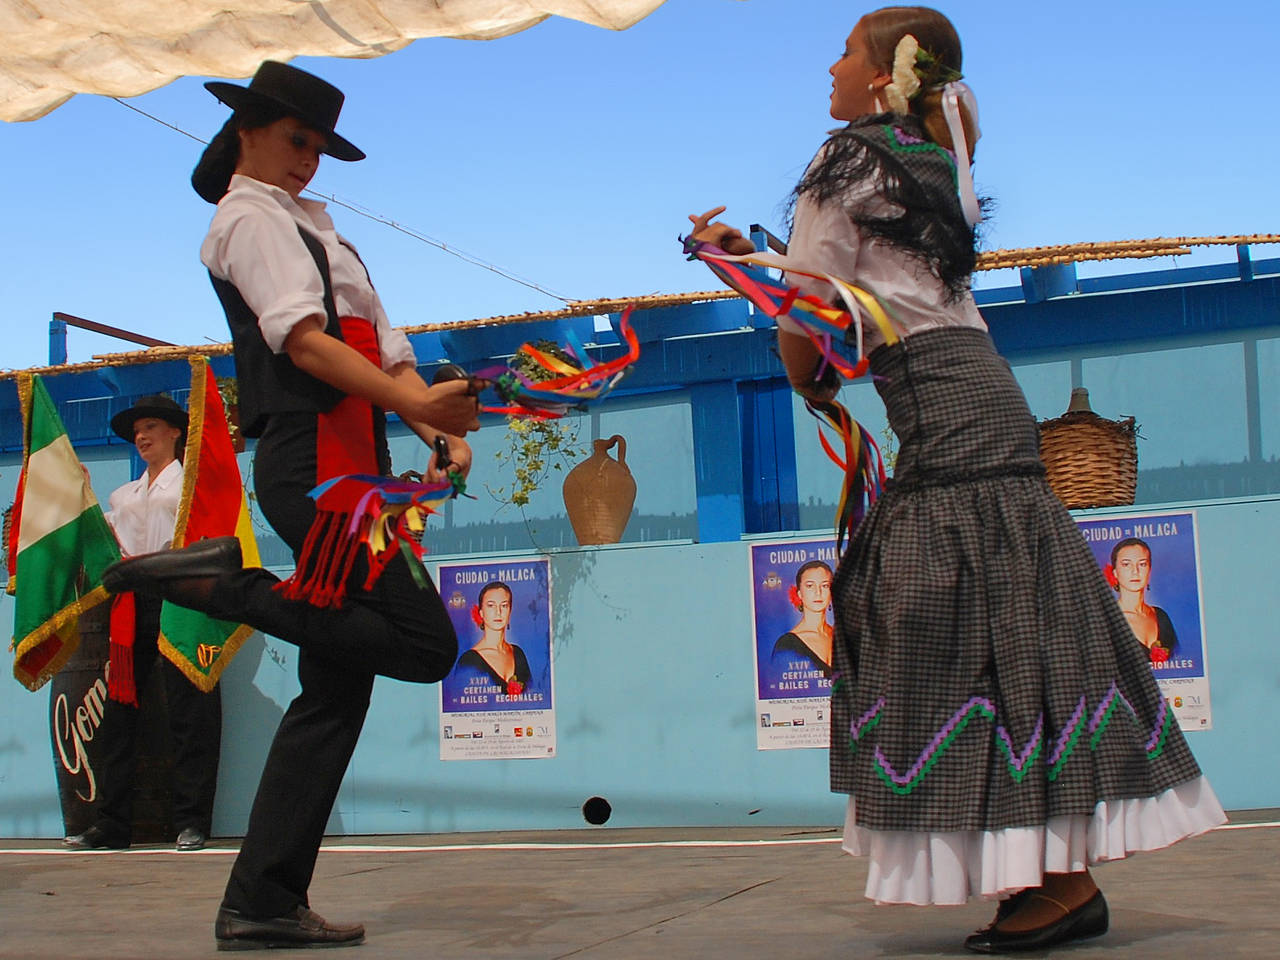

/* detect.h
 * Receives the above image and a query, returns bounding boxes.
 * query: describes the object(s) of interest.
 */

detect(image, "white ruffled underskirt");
[842,776,1226,905]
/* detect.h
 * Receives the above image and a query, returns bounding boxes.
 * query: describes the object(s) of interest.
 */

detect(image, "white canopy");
[0,0,666,122]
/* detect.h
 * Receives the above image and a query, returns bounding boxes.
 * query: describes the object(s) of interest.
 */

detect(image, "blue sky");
[2,0,1278,371]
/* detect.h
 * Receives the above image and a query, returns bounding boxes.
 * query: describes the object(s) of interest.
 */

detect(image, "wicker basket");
[1038,388,1138,509]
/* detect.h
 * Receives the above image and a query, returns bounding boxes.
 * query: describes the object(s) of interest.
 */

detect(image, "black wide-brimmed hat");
[204,60,365,161]
[110,395,189,443]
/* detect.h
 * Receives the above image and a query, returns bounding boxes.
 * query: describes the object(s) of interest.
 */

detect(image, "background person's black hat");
[111,395,189,443]
[204,60,365,161]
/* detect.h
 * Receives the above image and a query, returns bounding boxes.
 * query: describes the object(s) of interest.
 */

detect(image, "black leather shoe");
[964,889,1108,953]
[103,537,242,609]
[63,824,129,850]
[175,827,207,851]
[991,888,1031,924]
[215,906,365,951]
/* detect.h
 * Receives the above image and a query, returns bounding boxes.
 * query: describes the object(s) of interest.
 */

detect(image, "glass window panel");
[594,395,697,543]
[1259,335,1280,461]
[1011,360,1073,422]
[793,376,889,533]
[1083,343,1250,503]
[401,394,697,556]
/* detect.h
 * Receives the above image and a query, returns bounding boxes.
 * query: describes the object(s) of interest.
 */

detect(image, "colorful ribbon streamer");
[684,237,896,550]
[276,472,463,609]
[275,312,643,608]
[474,307,642,420]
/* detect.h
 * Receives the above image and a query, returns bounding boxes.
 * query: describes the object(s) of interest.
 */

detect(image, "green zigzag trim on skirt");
[848,682,1174,797]
[871,698,996,796]
[1145,697,1172,761]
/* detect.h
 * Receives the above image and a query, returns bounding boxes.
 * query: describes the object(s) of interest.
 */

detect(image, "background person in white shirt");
[64,395,221,852]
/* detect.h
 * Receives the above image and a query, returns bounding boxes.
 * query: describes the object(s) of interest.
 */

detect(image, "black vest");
[211,226,392,475]
[210,227,348,438]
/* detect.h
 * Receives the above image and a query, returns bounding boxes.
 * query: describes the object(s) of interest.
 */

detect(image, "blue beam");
[986,274,1280,357]
[1238,244,1254,282]
[48,316,67,366]
[975,255,1280,307]
[1019,262,1077,303]
[689,381,744,542]
[740,378,799,533]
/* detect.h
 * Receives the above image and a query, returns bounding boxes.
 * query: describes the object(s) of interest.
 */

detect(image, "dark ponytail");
[191,117,240,204]
[190,102,289,204]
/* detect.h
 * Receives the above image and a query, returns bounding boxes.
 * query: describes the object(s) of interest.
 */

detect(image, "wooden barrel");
[47,602,174,842]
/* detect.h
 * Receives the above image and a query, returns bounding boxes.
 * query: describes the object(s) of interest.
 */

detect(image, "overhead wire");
[111,97,572,304]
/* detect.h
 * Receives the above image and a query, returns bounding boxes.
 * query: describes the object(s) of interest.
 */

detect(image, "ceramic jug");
[562,435,636,545]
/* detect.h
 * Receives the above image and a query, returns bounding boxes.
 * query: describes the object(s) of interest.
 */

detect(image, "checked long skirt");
[828,326,1224,904]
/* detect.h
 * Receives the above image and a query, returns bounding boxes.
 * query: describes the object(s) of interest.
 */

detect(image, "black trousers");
[219,413,457,918]
[92,593,222,843]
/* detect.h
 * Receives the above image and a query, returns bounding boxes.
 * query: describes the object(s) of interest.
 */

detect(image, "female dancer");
[689,7,1223,953]
[106,61,480,950]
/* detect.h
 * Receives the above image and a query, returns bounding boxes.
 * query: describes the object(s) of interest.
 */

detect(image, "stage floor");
[2,811,1276,959]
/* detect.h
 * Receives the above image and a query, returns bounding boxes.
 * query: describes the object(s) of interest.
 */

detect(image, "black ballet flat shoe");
[103,537,242,610]
[63,824,129,850]
[214,905,365,951]
[964,889,1108,954]
[992,888,1032,925]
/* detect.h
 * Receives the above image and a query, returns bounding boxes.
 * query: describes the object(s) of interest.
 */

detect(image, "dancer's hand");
[427,435,473,483]
[688,206,756,255]
[287,320,483,435]
[403,378,482,436]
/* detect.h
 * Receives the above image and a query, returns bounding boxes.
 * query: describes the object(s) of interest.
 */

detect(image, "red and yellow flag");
[158,356,260,691]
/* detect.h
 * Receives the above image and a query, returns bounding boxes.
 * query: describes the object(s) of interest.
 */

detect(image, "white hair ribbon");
[941,80,982,226]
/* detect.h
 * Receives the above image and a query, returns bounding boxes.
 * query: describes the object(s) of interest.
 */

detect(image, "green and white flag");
[8,374,120,690]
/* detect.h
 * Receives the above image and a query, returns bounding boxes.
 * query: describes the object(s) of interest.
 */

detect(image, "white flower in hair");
[884,34,921,114]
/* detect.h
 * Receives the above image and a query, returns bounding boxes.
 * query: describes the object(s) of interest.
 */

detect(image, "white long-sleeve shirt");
[104,459,182,556]
[200,174,415,370]
[782,160,986,354]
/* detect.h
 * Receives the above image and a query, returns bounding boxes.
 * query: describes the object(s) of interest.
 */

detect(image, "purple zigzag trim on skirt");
[850,697,886,740]
[873,695,994,787]
[1146,697,1168,753]
[1048,695,1087,768]
[996,713,1044,773]
[1089,681,1134,733]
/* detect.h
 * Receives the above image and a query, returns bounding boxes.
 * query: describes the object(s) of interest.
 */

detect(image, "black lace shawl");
[790,114,978,301]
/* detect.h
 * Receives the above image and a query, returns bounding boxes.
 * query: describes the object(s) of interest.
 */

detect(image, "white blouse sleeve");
[201,194,328,354]
[782,195,866,334]
[373,293,416,371]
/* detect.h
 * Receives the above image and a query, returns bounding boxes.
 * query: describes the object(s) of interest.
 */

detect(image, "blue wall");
[2,493,1277,838]
[2,255,1279,837]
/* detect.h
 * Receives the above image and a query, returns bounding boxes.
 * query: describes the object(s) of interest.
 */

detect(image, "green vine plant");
[879,422,899,473]
[486,415,587,509]
[484,340,589,511]
[215,375,241,448]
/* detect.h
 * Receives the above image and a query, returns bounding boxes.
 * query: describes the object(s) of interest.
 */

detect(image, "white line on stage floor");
[2,820,1277,856]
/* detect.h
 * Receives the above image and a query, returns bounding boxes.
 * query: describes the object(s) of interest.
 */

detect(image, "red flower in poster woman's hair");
[788,585,803,610]
[1103,563,1119,589]
[1149,645,1170,664]
[470,604,484,628]
[507,680,524,695]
